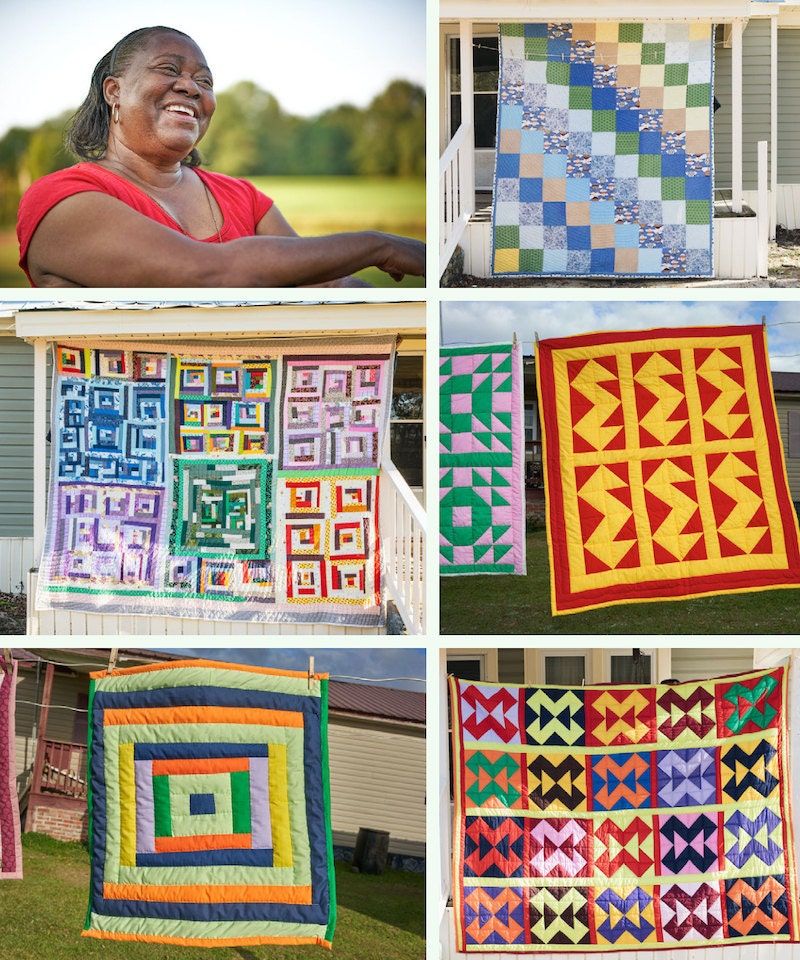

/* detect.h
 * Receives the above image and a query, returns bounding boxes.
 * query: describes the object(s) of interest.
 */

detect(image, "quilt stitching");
[492,22,713,277]
[536,324,800,613]
[451,669,799,952]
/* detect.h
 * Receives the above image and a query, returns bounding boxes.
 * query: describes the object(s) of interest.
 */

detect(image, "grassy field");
[0,175,425,289]
[0,833,425,960]
[441,527,800,635]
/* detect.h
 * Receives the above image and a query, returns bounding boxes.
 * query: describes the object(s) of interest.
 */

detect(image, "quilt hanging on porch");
[0,656,22,879]
[440,342,525,575]
[492,22,714,278]
[83,659,336,948]
[36,339,394,626]
[450,668,799,953]
[536,324,800,614]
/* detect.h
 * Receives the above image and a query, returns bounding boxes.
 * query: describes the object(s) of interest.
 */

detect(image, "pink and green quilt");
[440,343,525,575]
[37,338,394,626]
[450,668,799,952]
[492,22,714,277]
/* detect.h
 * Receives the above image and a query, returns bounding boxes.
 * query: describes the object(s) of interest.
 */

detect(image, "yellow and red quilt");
[536,324,800,614]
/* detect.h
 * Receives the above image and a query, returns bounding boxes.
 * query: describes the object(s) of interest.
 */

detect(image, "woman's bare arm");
[255,206,372,288]
[26,192,425,287]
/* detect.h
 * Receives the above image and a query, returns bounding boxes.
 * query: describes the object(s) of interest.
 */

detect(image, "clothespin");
[107,649,119,674]
[513,331,517,346]
[762,314,767,330]
[2,650,11,675]
[308,656,315,690]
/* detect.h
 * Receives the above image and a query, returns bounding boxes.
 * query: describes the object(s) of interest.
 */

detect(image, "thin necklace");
[144,170,223,243]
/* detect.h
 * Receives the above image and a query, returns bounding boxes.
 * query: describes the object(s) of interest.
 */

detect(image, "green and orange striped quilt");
[83,659,335,947]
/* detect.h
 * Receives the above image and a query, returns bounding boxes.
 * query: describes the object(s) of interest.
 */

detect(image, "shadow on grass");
[334,863,425,939]
[441,528,800,635]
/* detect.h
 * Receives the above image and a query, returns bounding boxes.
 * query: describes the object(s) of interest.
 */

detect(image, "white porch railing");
[440,122,475,279]
[379,459,426,635]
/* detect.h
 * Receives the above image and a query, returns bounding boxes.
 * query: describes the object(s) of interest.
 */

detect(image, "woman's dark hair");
[65,26,203,166]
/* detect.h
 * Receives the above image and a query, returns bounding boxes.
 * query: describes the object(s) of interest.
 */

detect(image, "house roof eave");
[12,301,425,342]
[440,0,752,22]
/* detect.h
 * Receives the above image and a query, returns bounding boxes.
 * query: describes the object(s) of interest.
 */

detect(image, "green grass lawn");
[0,176,425,289]
[441,527,800,635]
[0,833,425,960]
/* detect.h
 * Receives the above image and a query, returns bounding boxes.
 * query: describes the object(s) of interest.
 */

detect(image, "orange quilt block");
[536,324,800,614]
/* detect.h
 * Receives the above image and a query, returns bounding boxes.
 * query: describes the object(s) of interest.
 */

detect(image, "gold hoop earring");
[112,103,120,124]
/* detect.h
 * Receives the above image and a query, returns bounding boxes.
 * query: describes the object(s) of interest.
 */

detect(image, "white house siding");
[670,646,754,682]
[713,19,773,193]
[328,716,425,855]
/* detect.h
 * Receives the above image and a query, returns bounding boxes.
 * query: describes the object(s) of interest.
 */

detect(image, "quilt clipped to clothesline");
[36,338,395,626]
[450,667,799,952]
[440,342,526,575]
[82,659,336,947]
[0,654,22,879]
[492,22,714,278]
[536,323,800,614]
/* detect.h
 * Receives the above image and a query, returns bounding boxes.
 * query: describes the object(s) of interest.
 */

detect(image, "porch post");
[731,19,744,215]
[29,659,54,808]
[32,338,47,564]
[770,14,778,239]
[459,20,476,206]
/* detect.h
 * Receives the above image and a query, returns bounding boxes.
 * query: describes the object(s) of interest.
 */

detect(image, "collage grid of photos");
[1,2,800,959]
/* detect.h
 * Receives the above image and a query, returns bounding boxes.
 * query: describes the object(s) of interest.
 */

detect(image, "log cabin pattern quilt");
[0,656,22,879]
[82,659,336,947]
[492,22,714,278]
[36,339,394,626]
[449,668,799,952]
[440,343,526,575]
[536,324,800,614]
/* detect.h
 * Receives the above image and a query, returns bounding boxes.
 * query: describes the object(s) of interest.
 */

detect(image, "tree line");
[0,79,425,225]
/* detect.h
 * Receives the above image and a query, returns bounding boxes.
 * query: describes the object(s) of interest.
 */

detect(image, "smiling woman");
[16,25,425,287]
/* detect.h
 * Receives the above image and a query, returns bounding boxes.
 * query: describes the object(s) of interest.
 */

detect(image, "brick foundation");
[27,798,88,843]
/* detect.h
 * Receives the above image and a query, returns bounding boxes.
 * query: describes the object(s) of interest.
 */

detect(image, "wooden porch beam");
[29,660,54,801]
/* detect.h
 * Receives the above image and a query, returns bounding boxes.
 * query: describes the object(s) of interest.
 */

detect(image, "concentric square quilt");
[440,343,526,575]
[536,324,800,614]
[37,338,395,626]
[83,659,335,947]
[450,668,799,952]
[493,22,714,277]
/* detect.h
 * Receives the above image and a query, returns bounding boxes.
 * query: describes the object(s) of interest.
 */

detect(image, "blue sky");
[0,0,426,137]
[440,299,800,372]
[153,647,425,692]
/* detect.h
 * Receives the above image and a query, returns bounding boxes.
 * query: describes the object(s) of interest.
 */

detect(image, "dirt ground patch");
[0,593,26,635]
[445,226,800,288]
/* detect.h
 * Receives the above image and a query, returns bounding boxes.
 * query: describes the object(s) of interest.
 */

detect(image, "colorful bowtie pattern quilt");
[450,668,799,952]
[82,659,335,947]
[492,22,714,277]
[37,339,394,626]
[0,656,22,879]
[536,324,800,614]
[440,343,525,575]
